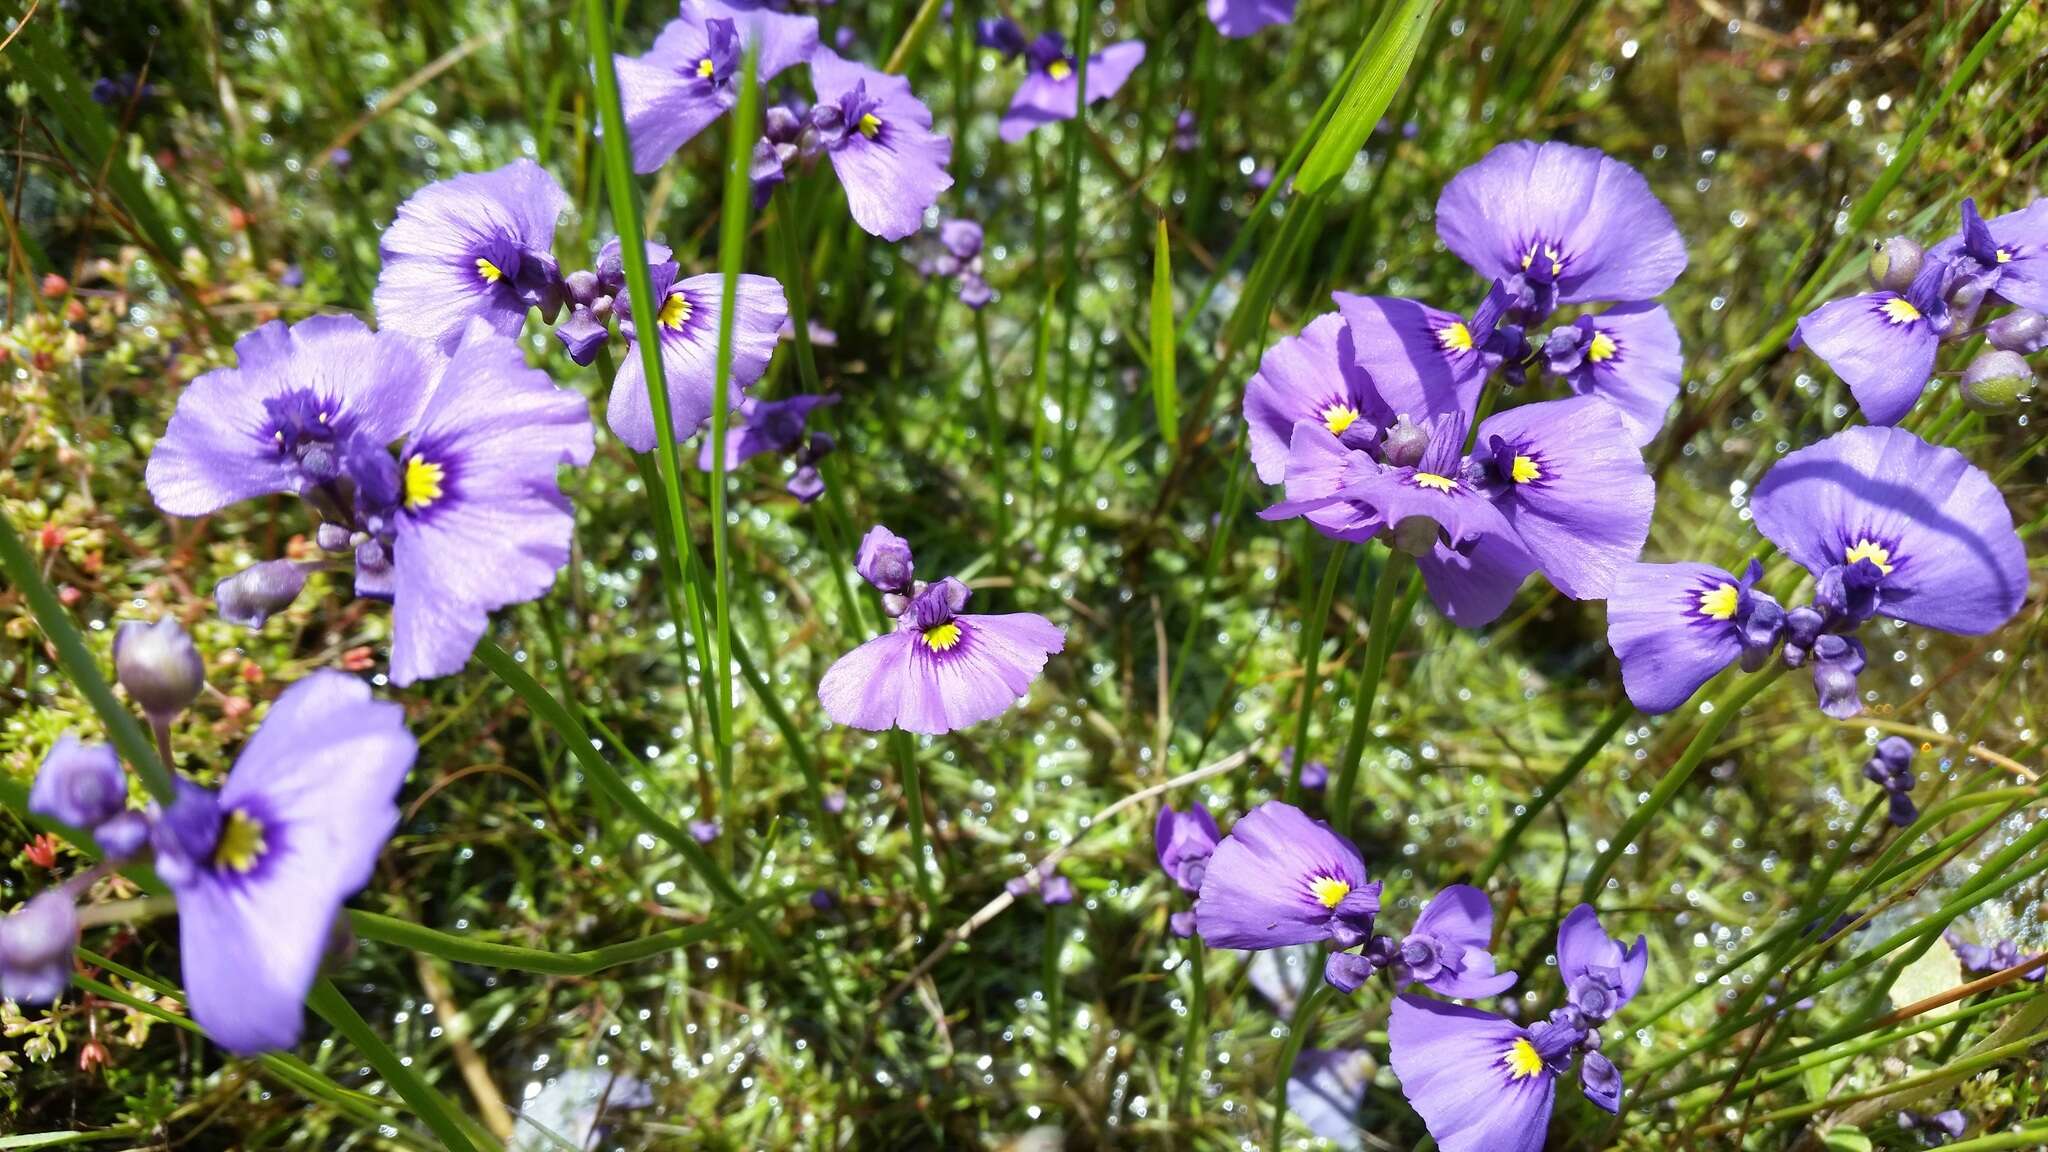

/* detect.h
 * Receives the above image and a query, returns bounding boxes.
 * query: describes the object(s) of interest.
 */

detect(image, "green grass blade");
[1150,217,1179,447]
[1292,0,1437,197]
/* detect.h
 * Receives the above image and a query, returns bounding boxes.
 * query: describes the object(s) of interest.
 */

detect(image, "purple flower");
[807,51,953,241]
[975,17,1028,58]
[1194,801,1380,950]
[697,393,837,503]
[1435,140,1686,312]
[997,37,1146,143]
[1040,873,1075,905]
[688,819,720,843]
[1944,930,2046,982]
[1331,294,1492,423]
[148,316,594,686]
[1538,303,1682,446]
[1243,313,1387,486]
[1209,0,1296,38]
[1793,260,1950,424]
[1154,802,1220,893]
[818,562,1064,734]
[1556,904,1648,1023]
[1394,884,1520,999]
[0,891,78,1005]
[1389,995,1562,1152]
[383,320,596,684]
[1864,735,1920,827]
[614,1,819,174]
[1607,559,1782,713]
[153,671,416,1052]
[1286,1049,1369,1149]
[1470,395,1654,599]
[1898,1108,1969,1146]
[30,734,128,831]
[146,317,432,515]
[1750,426,2027,637]
[373,160,568,352]
[855,524,916,593]
[1927,196,2048,315]
[609,259,788,453]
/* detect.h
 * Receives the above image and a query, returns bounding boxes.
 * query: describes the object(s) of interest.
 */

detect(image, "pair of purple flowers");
[1158,799,1645,1148]
[1607,425,2027,718]
[615,1,952,241]
[1797,197,2047,424]
[816,526,1065,734]
[10,668,415,1053]
[1247,141,1689,626]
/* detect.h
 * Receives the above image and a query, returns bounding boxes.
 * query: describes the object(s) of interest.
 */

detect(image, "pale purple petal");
[374,160,566,349]
[1331,293,1487,423]
[1195,801,1377,951]
[1243,312,1382,484]
[1436,140,1685,305]
[1478,396,1654,599]
[1415,532,1537,628]
[1749,426,2027,635]
[388,319,595,685]
[1605,561,1745,713]
[1561,303,1681,446]
[1793,292,1938,425]
[1388,995,1554,1152]
[811,51,954,240]
[1287,1049,1368,1151]
[1209,0,1297,37]
[608,273,788,452]
[997,41,1146,143]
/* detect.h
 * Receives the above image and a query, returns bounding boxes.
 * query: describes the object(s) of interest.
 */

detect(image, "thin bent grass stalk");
[1330,543,1405,837]
[1284,545,1345,804]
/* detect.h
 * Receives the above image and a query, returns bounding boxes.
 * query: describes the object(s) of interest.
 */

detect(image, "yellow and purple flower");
[1194,801,1380,950]
[997,33,1146,143]
[373,160,568,352]
[614,1,819,174]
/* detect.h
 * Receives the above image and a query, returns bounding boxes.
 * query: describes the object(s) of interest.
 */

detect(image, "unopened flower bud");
[1960,350,2034,413]
[855,525,915,592]
[1869,236,1923,293]
[1987,309,2048,354]
[0,890,78,1005]
[113,619,204,720]
[1391,515,1440,556]
[29,734,126,829]
[315,522,355,553]
[1381,416,1430,468]
[215,560,308,628]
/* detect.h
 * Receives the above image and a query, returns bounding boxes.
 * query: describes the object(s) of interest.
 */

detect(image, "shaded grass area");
[1,1,2045,1148]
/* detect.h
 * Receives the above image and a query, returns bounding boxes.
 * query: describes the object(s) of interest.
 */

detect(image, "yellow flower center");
[1437,322,1474,353]
[1698,582,1740,621]
[1880,297,1921,325]
[922,622,963,652]
[1504,1037,1544,1080]
[1323,404,1361,436]
[1311,877,1352,909]
[697,57,717,79]
[215,809,269,874]
[659,291,693,330]
[403,456,446,511]
[1412,472,1458,492]
[1845,538,1894,575]
[1520,243,1564,276]
[858,112,883,139]
[475,257,503,284]
[1997,248,2013,264]
[1510,455,1542,484]
[1587,331,1619,363]
[1047,60,1073,81]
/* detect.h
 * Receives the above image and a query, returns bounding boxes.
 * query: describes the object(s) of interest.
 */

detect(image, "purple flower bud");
[29,734,126,830]
[1811,634,1867,720]
[787,466,825,504]
[1040,874,1075,905]
[688,819,720,844]
[1580,1050,1623,1113]
[1323,950,1377,994]
[1170,909,1198,938]
[94,811,151,861]
[1381,415,1430,468]
[823,789,848,814]
[1987,309,2048,354]
[958,274,993,310]
[215,560,308,628]
[315,522,355,553]
[939,218,984,261]
[0,890,78,1005]
[976,17,1028,58]
[1869,236,1924,293]
[1959,349,2034,413]
[555,305,612,366]
[114,618,205,720]
[809,887,836,911]
[149,777,224,887]
[855,525,916,592]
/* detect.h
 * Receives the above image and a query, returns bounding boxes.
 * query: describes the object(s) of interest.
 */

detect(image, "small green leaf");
[1802,1062,1833,1102]
[1150,217,1179,447]
[1822,1125,1873,1152]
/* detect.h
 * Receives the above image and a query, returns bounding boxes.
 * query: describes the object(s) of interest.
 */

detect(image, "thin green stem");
[1285,547,1346,803]
[0,511,175,803]
[1330,544,1404,837]
[347,904,773,977]
[1579,667,1786,903]
[891,728,938,911]
[1174,942,1208,1118]
[308,980,490,1152]
[1269,981,1328,1150]
[1475,703,1630,887]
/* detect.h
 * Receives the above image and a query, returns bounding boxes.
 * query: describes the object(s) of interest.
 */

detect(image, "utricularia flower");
[1209,0,1297,38]
[614,0,819,173]
[700,392,838,502]
[374,160,569,351]
[1944,928,2045,982]
[983,26,1147,143]
[1608,426,2027,717]
[10,672,416,1054]
[1389,905,1646,1151]
[919,218,993,309]
[146,315,595,685]
[608,248,789,453]
[1195,801,1381,949]
[1155,802,1220,938]
[1797,196,2047,424]
[1862,735,1921,827]
[745,50,954,241]
[817,526,1065,733]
